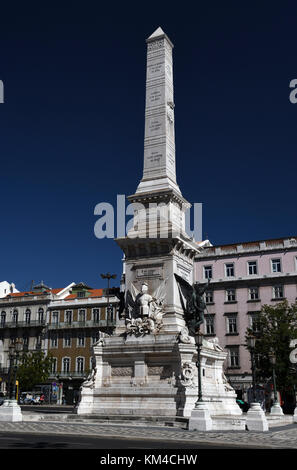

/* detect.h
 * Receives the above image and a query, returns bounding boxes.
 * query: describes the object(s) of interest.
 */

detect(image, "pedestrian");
[40,394,45,405]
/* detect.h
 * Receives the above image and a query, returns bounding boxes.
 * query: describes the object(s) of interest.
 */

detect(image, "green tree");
[245,300,297,397]
[16,351,54,392]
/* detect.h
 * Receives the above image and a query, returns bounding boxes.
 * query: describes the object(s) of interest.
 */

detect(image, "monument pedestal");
[188,401,212,431]
[77,334,242,426]
[0,399,22,422]
[246,402,268,431]
[270,402,284,416]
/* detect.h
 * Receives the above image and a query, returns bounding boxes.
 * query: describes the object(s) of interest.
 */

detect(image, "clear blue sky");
[0,2,296,291]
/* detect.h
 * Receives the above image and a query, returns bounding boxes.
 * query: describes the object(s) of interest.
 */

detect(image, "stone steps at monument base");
[22,412,189,428]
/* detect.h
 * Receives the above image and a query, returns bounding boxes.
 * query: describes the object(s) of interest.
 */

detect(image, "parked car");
[19,392,42,405]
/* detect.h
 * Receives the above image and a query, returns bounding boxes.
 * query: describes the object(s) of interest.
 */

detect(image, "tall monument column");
[136,27,180,196]
[115,28,200,334]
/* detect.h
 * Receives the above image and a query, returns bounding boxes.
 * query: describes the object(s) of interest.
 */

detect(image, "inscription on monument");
[149,118,162,133]
[165,63,172,77]
[145,150,163,168]
[167,150,175,167]
[146,88,163,106]
[147,58,165,80]
[137,267,162,278]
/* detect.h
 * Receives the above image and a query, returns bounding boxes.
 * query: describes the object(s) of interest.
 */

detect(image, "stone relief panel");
[147,365,174,385]
[111,366,134,377]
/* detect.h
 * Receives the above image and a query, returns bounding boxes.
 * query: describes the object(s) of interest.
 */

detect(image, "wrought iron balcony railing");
[47,319,116,329]
[0,320,46,329]
[48,370,88,379]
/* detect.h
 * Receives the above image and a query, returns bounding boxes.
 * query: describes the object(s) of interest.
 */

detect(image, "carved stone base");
[188,401,212,431]
[246,402,269,432]
[270,403,284,416]
[0,399,22,422]
[77,334,242,424]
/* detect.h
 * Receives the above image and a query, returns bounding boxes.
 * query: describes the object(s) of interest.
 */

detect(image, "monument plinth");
[77,28,242,428]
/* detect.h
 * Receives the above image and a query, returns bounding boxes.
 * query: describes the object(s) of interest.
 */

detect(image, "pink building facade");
[194,236,297,397]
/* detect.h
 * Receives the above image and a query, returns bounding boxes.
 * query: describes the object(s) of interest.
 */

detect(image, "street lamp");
[7,339,22,400]
[268,351,278,408]
[194,328,204,406]
[100,273,117,324]
[247,334,257,403]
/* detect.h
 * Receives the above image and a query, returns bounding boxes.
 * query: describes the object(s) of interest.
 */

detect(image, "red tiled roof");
[51,288,63,294]
[6,288,63,298]
[64,288,104,301]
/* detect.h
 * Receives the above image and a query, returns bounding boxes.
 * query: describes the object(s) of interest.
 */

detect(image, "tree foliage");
[245,300,297,394]
[16,351,54,392]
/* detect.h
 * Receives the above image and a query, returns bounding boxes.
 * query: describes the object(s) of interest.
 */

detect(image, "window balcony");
[0,320,46,329]
[48,370,88,379]
[48,319,116,330]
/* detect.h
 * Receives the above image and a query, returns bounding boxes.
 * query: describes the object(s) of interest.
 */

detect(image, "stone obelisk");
[136,27,180,196]
[116,27,199,335]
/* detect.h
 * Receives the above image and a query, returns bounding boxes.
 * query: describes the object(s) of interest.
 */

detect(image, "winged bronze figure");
[174,273,210,335]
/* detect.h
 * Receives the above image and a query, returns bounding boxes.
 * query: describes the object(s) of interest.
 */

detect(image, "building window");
[228,347,240,368]
[23,335,29,351]
[62,357,70,373]
[225,263,235,277]
[271,258,281,273]
[225,288,236,302]
[50,332,58,348]
[64,332,71,347]
[76,357,84,373]
[273,285,284,299]
[51,358,57,374]
[36,335,42,350]
[249,287,259,301]
[248,261,258,275]
[77,331,85,347]
[250,313,261,333]
[92,331,100,345]
[12,310,18,324]
[226,314,238,334]
[52,311,59,325]
[78,309,86,323]
[205,315,215,335]
[77,291,86,298]
[9,335,16,346]
[107,305,114,323]
[24,309,31,325]
[65,310,72,325]
[93,309,100,323]
[203,265,213,279]
[38,308,44,323]
[205,290,214,304]
[0,311,6,326]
